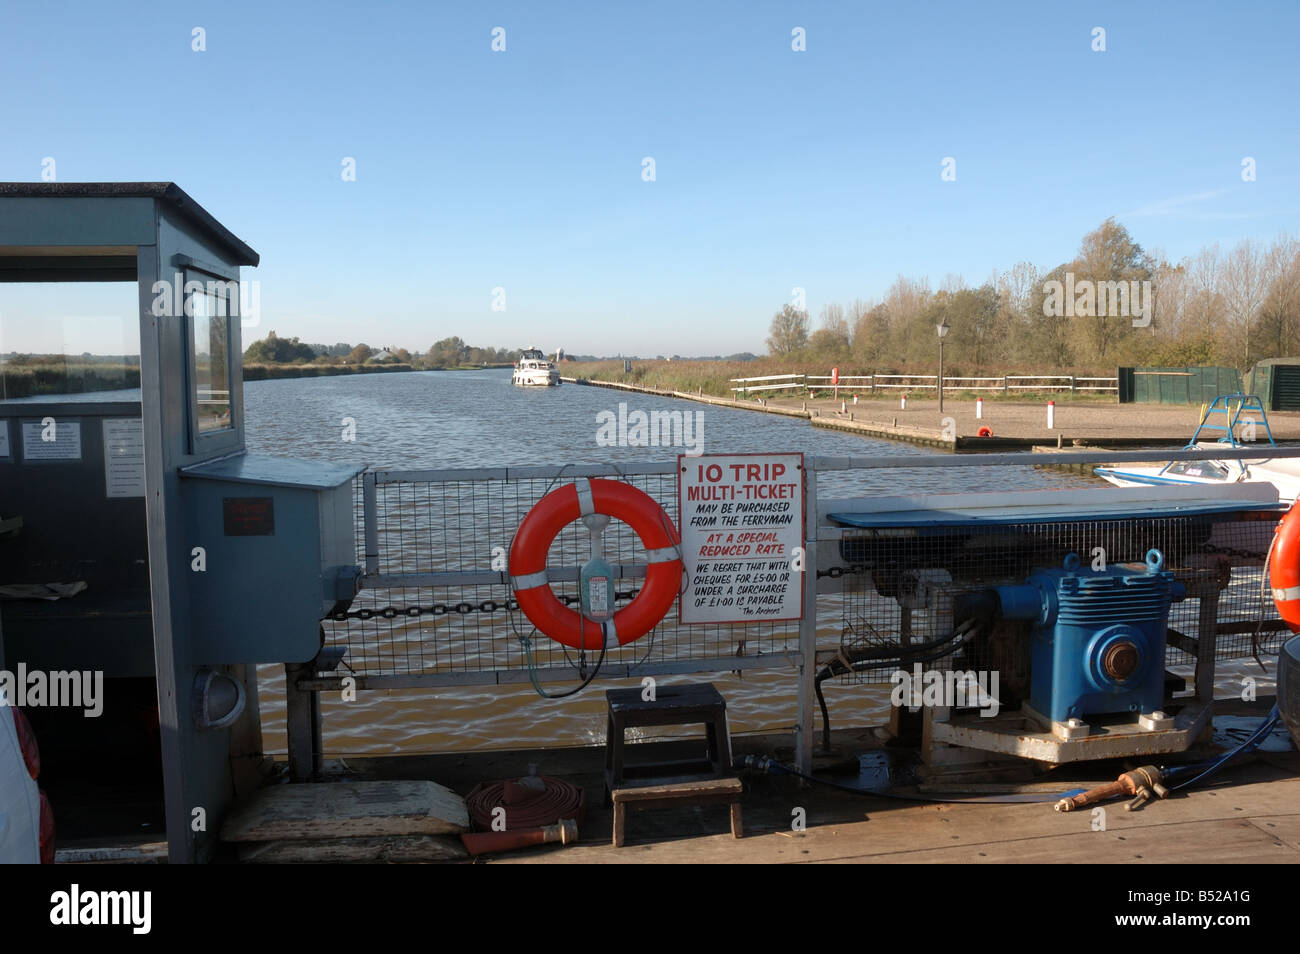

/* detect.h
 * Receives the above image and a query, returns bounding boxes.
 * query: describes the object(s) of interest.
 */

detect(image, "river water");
[242,370,1270,756]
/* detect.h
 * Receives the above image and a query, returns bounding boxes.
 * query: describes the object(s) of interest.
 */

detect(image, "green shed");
[1245,358,1300,411]
[1117,366,1243,404]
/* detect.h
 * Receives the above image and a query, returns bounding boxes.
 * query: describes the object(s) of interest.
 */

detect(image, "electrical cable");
[1165,705,1281,793]
[814,618,978,750]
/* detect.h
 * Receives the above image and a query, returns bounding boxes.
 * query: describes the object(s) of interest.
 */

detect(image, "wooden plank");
[612,804,626,847]
[730,802,744,839]
[55,841,169,864]
[612,777,742,802]
[237,835,467,863]
[221,781,469,842]
[832,818,1296,864]
[1247,815,1300,852]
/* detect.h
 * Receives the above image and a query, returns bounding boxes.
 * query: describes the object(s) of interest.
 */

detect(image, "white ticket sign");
[103,418,146,498]
[22,419,81,461]
[677,452,804,624]
[0,421,9,458]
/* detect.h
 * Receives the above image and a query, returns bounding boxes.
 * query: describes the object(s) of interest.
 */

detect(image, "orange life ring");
[510,479,682,650]
[977,426,993,438]
[1270,500,1300,632]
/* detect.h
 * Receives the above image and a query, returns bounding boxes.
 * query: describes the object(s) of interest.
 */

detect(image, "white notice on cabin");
[21,420,81,461]
[103,418,146,498]
[0,422,9,459]
[677,452,804,624]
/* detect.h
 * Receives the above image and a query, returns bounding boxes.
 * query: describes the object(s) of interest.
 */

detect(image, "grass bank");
[0,364,140,399]
[242,362,416,381]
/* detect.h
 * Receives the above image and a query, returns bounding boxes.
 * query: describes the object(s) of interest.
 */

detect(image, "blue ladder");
[1161,393,1275,478]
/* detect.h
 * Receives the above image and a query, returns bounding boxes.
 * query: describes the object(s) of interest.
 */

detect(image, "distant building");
[368,349,397,363]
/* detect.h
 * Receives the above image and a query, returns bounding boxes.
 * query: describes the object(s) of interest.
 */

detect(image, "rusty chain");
[328,588,643,621]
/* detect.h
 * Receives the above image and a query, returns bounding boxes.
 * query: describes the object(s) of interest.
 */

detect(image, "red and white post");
[1047,400,1056,430]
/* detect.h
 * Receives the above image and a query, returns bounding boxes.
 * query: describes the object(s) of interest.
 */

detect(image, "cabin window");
[184,272,237,450]
[190,288,231,433]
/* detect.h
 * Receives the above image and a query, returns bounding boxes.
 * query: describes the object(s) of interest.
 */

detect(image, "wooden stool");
[603,682,742,846]
[611,777,743,847]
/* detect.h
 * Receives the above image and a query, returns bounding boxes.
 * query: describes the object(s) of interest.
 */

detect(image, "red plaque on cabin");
[222,497,275,536]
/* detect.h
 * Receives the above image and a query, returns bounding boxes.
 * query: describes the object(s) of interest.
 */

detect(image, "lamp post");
[937,319,949,413]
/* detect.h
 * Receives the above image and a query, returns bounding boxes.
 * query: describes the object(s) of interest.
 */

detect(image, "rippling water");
[246,369,1243,757]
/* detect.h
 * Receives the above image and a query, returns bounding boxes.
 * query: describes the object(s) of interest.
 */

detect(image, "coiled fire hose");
[465,775,586,830]
[461,775,587,856]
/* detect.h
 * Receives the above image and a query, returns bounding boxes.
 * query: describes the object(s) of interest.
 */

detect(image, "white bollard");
[901,393,908,410]
[841,400,846,413]
[1047,400,1055,430]
[976,397,983,419]
[853,393,858,405]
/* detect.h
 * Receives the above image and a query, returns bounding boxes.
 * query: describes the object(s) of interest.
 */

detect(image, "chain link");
[328,589,642,621]
[816,564,867,580]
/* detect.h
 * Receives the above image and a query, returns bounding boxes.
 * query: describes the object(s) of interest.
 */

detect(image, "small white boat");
[1096,394,1300,501]
[512,348,560,387]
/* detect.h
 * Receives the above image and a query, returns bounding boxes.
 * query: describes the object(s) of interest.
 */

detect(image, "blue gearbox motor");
[994,550,1185,724]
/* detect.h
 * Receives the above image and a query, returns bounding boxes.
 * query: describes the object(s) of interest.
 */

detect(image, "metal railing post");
[363,470,379,576]
[796,459,818,777]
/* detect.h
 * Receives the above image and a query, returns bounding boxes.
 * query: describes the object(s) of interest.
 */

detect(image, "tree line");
[766,219,1300,374]
[243,333,521,369]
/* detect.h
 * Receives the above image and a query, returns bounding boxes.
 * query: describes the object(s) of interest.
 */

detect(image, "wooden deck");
[332,698,1299,864]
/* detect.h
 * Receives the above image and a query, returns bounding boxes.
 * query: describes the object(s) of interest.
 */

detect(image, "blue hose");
[1164,705,1282,792]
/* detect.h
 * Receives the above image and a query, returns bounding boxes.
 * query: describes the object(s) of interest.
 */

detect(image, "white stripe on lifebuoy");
[604,620,619,647]
[643,544,682,564]
[511,570,549,591]
[1274,586,1300,603]
[575,478,595,517]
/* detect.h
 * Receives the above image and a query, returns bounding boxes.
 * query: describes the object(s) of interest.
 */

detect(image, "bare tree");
[1073,218,1153,363]
[766,304,809,356]
[819,303,850,346]
[1258,236,1300,357]
[1222,239,1268,366]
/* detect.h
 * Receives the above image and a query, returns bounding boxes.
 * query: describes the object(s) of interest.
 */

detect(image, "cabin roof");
[0,181,259,265]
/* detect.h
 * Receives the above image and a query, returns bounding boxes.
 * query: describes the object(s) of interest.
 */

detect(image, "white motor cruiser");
[512,347,560,387]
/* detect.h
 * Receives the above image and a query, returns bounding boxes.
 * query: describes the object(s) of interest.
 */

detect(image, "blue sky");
[2,1,1297,356]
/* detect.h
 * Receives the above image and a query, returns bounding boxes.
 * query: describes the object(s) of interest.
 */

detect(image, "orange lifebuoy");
[977,426,993,438]
[510,479,682,650]
[1270,500,1300,632]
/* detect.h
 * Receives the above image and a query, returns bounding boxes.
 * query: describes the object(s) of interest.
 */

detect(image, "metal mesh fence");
[325,467,801,680]
[327,463,1286,699]
[835,512,1283,685]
